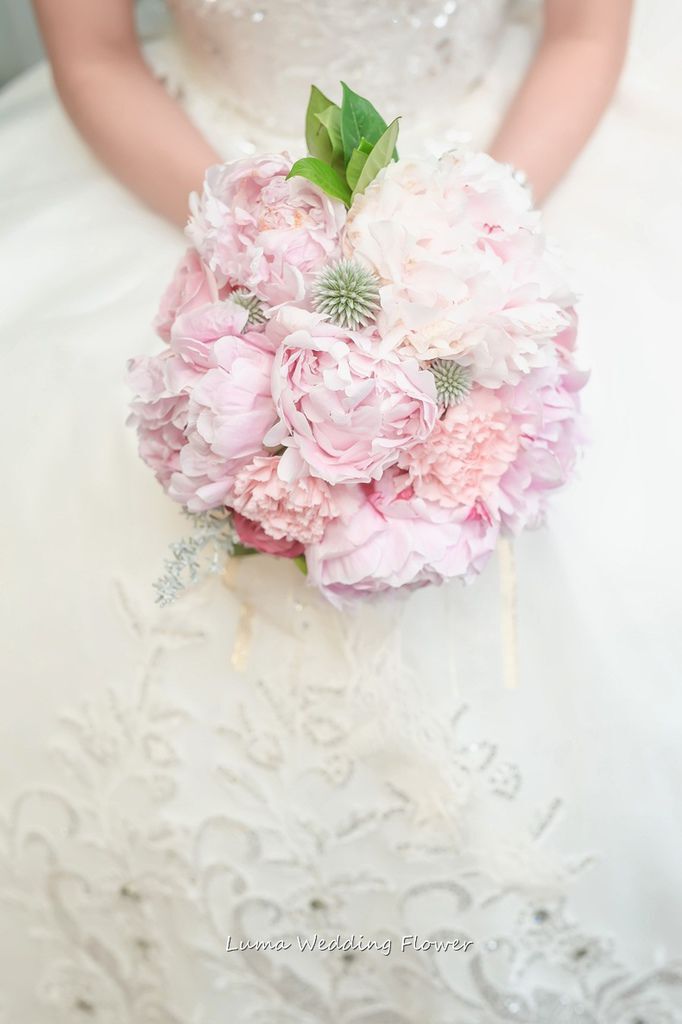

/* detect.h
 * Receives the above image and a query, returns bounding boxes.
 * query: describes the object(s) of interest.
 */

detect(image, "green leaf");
[315,105,345,174]
[293,555,308,575]
[316,106,342,154]
[305,85,337,163]
[287,158,352,207]
[353,118,400,197]
[346,147,369,191]
[232,543,258,558]
[346,138,378,189]
[340,82,389,163]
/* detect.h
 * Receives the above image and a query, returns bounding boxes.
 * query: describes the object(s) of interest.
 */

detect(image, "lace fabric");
[2,563,681,1022]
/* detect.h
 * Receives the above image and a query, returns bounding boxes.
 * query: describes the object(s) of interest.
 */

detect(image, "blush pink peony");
[168,332,277,512]
[127,350,200,488]
[187,154,345,307]
[305,470,499,603]
[169,299,259,370]
[154,248,220,343]
[265,308,438,485]
[496,361,588,532]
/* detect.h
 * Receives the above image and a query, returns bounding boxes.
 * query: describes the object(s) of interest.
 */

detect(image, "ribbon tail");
[498,536,519,690]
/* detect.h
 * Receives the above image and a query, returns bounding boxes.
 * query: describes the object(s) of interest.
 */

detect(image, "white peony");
[343,151,575,388]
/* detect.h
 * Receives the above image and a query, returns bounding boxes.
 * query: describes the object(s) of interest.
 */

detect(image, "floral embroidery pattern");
[1,578,680,1022]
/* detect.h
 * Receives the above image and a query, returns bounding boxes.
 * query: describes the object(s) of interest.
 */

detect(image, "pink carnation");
[232,455,341,544]
[306,471,498,603]
[187,154,344,306]
[154,248,219,343]
[233,513,304,558]
[265,309,438,485]
[400,388,521,516]
[168,332,277,512]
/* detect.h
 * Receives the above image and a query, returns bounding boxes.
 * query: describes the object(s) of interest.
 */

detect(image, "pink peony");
[169,299,267,370]
[233,513,304,558]
[497,361,588,532]
[554,307,579,353]
[265,308,438,485]
[127,351,200,488]
[305,470,498,603]
[168,332,277,512]
[154,248,219,343]
[343,151,574,388]
[400,387,521,516]
[187,154,344,306]
[231,455,342,544]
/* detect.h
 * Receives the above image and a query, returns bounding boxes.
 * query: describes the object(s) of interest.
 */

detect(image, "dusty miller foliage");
[154,509,235,606]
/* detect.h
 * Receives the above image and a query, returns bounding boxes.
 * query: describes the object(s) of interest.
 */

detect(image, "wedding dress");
[1,1,681,1021]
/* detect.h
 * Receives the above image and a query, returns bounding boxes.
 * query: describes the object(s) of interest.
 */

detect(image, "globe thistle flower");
[231,288,267,326]
[429,359,473,407]
[313,259,380,331]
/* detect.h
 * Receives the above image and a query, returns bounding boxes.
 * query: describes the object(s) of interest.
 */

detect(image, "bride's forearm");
[33,0,219,227]
[489,0,632,204]
[54,52,219,226]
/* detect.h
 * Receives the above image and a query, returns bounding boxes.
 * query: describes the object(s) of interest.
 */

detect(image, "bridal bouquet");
[129,84,586,603]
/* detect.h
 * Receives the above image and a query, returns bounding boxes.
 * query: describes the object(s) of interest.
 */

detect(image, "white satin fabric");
[1,2,682,1021]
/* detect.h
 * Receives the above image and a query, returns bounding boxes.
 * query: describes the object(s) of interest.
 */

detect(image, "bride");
[1,0,681,1020]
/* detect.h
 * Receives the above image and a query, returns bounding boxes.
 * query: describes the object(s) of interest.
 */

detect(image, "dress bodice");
[162,0,527,152]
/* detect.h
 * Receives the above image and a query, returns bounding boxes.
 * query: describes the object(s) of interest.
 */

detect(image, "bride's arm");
[489,0,633,204]
[33,0,219,226]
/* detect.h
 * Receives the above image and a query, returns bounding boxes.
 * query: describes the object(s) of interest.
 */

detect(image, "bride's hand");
[489,0,633,204]
[32,0,220,226]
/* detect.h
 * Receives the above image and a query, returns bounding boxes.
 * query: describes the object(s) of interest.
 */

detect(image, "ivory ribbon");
[498,536,519,690]
[223,559,253,673]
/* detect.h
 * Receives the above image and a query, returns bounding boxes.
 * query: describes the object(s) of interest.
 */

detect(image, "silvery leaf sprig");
[154,509,236,606]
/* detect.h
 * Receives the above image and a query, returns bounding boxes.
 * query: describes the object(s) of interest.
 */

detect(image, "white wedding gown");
[1,1,682,1021]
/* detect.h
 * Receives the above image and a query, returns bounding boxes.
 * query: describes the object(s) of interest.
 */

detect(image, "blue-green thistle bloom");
[231,288,267,326]
[429,359,473,407]
[313,259,380,331]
